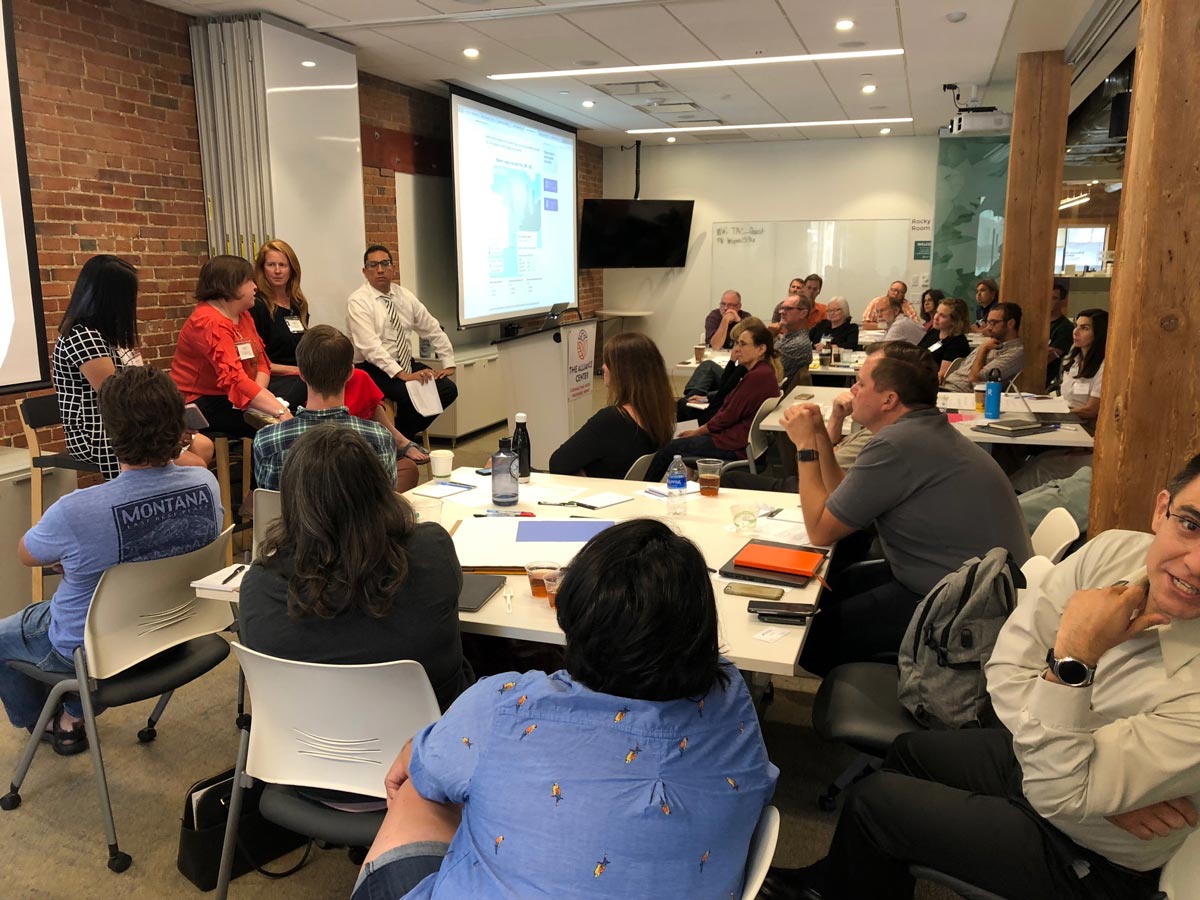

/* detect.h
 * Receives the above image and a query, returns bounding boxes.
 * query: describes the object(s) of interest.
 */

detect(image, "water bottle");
[984,368,1003,420]
[511,412,531,484]
[666,455,688,517]
[491,437,519,506]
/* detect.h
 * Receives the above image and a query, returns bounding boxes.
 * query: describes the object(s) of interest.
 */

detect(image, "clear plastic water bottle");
[491,437,519,507]
[666,455,688,517]
[512,412,531,484]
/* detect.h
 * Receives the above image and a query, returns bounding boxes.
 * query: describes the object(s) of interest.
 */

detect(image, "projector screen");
[451,91,577,328]
[0,0,49,394]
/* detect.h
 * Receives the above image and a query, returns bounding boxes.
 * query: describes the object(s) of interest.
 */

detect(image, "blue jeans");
[0,602,80,728]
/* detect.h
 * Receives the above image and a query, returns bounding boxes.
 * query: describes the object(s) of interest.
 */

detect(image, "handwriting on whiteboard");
[714,223,767,246]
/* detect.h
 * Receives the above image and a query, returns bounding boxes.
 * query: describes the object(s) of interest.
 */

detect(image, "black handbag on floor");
[177,767,311,892]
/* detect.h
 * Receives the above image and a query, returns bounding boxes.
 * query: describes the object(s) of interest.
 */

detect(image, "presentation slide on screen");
[0,1,49,393]
[452,94,577,328]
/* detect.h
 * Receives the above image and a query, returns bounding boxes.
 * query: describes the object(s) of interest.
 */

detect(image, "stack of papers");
[642,482,701,499]
[191,563,247,592]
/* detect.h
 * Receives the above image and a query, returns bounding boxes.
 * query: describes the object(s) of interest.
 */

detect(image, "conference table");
[195,470,826,678]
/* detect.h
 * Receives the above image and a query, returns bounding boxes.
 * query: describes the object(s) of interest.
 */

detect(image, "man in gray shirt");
[782,341,1031,675]
[878,294,927,346]
[775,294,814,381]
[942,301,1026,392]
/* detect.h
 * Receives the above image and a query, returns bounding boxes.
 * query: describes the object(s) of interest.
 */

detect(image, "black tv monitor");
[578,199,694,268]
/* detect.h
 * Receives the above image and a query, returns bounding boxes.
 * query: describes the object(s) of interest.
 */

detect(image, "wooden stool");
[211,435,253,566]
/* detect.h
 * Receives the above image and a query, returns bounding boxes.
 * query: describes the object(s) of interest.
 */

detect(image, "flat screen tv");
[578,199,694,268]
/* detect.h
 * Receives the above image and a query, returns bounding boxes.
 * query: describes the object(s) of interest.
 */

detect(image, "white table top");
[673,351,731,376]
[198,469,825,677]
[595,309,653,319]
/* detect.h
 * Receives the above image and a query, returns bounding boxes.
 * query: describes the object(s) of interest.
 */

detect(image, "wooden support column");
[1090,0,1200,533]
[999,51,1071,392]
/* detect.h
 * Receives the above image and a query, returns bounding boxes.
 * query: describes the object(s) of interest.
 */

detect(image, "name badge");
[928,341,942,352]
[235,341,256,361]
[284,316,304,334]
[1071,380,1090,395]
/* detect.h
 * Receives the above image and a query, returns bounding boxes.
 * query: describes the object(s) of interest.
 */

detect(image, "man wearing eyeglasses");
[705,289,749,351]
[763,453,1200,900]
[775,294,815,381]
[940,300,1026,393]
[346,245,458,437]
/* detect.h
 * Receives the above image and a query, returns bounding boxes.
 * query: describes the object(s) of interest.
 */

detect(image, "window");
[1055,226,1108,273]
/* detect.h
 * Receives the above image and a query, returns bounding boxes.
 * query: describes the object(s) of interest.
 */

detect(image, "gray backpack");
[897,548,1024,729]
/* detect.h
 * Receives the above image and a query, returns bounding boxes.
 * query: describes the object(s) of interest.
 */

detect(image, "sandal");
[399,442,429,463]
[34,708,88,757]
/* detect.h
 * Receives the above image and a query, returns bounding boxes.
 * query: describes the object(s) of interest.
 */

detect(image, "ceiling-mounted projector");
[940,82,1012,136]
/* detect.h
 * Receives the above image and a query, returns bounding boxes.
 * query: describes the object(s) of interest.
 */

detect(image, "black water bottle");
[512,412,531,483]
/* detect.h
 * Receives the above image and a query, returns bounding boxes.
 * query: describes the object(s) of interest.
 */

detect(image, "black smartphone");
[757,613,810,626]
[724,582,785,600]
[183,403,209,431]
[475,467,492,476]
[747,599,817,617]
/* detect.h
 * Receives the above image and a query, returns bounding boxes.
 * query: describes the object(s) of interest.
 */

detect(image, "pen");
[437,480,475,490]
[473,510,536,517]
[570,514,596,519]
[220,565,246,585]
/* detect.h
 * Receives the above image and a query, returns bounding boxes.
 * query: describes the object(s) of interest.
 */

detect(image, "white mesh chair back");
[745,395,783,467]
[232,643,442,797]
[1030,507,1080,564]
[252,489,282,559]
[623,453,655,481]
[82,527,234,680]
[740,805,780,900]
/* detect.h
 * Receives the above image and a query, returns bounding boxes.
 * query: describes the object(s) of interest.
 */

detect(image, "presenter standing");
[346,245,458,437]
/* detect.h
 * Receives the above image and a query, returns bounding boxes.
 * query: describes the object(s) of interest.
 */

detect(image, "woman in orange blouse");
[170,255,294,439]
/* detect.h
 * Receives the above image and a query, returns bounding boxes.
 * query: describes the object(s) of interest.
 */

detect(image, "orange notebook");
[733,541,826,578]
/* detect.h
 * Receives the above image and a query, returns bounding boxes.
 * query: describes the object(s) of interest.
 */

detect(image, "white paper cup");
[408,496,443,525]
[429,449,454,477]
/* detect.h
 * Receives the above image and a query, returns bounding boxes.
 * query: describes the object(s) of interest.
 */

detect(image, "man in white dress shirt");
[346,244,457,436]
[761,453,1200,900]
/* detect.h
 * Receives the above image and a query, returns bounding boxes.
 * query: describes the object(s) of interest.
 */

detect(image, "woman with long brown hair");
[250,239,310,410]
[549,332,675,479]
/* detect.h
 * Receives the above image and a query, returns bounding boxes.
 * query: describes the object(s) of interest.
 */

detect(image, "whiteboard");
[711,219,911,321]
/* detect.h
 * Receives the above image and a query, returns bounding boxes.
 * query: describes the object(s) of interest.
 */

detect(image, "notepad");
[515,520,613,543]
[573,492,632,510]
[734,542,826,577]
[718,540,829,587]
[411,481,474,499]
[406,378,444,417]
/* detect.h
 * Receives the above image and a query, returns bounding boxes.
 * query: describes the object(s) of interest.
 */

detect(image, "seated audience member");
[249,239,310,412]
[878,294,926,346]
[775,294,815,380]
[1010,310,1107,493]
[860,280,917,330]
[240,425,472,712]
[54,255,212,477]
[1,367,222,754]
[804,273,827,330]
[252,325,415,492]
[770,278,804,325]
[170,255,294,439]
[353,519,778,900]
[917,297,971,382]
[941,300,1026,393]
[971,277,1000,329]
[705,289,749,351]
[549,333,674,479]
[918,288,944,330]
[810,297,858,350]
[676,318,755,424]
[781,341,1030,676]
[346,244,458,438]
[762,456,1200,900]
[646,321,781,481]
[1047,279,1074,388]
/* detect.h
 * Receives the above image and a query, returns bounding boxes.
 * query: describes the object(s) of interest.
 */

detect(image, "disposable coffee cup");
[973,384,987,413]
[430,449,454,477]
[693,344,706,363]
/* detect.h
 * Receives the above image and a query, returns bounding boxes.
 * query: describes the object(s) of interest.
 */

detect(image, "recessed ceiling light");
[488,48,904,80]
[462,48,480,59]
[879,127,891,135]
[300,60,316,68]
[862,84,877,94]
[627,116,913,135]
[666,136,676,143]
[835,19,855,31]
[581,100,595,108]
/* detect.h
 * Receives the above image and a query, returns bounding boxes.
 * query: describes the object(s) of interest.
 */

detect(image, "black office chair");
[909,866,1008,900]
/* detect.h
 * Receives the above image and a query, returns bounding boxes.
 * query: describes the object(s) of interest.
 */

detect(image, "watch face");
[1056,658,1091,686]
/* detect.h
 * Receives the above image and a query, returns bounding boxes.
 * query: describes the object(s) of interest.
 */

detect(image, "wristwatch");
[796,449,819,463]
[1045,648,1096,687]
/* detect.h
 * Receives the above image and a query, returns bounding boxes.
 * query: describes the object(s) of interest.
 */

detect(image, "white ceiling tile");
[667,0,806,58]
[564,6,715,64]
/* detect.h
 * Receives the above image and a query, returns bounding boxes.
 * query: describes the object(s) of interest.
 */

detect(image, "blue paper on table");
[515,520,613,543]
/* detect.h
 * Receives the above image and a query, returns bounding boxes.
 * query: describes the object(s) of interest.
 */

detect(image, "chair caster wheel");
[137,727,156,743]
[817,792,838,812]
[108,851,132,872]
[0,791,21,811]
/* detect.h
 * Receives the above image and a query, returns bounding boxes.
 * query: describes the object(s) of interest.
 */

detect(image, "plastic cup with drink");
[695,458,723,497]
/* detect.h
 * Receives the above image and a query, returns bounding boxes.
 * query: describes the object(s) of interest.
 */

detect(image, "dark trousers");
[268,373,307,413]
[800,561,921,677]
[357,361,458,437]
[817,729,1162,900]
[192,394,256,440]
[644,435,740,482]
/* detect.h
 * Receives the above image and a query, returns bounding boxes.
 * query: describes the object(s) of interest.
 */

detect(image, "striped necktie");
[378,292,412,373]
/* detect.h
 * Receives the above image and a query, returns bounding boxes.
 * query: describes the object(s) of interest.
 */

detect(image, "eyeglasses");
[365,259,393,270]
[985,318,1005,326]
[1166,500,1200,541]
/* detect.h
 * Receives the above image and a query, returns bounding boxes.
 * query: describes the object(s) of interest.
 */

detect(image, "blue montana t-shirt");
[403,663,779,899]
[22,464,223,657]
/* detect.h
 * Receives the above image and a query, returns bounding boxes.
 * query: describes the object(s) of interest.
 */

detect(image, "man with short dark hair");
[254,325,411,492]
[1047,280,1073,388]
[764,454,1200,900]
[782,341,1030,675]
[705,289,749,351]
[941,300,1026,392]
[804,274,827,330]
[0,367,223,754]
[775,294,815,380]
[346,244,458,436]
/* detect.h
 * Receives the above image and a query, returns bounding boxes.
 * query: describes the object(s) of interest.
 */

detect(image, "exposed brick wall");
[3,0,205,449]
[576,141,604,318]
